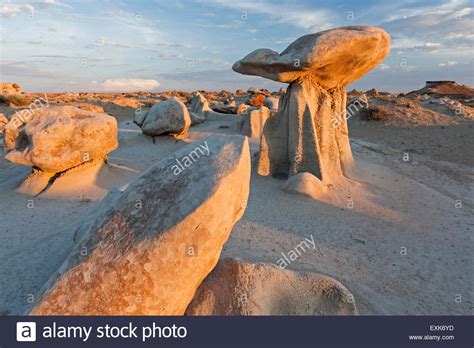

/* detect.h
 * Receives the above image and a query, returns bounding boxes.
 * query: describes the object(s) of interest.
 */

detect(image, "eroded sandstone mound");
[186,258,357,315]
[30,135,251,315]
[4,106,118,173]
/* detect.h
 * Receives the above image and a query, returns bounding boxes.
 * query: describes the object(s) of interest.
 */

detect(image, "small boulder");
[236,104,251,115]
[242,106,271,139]
[247,86,261,94]
[189,92,240,122]
[263,96,279,111]
[135,97,191,139]
[249,94,265,107]
[30,135,251,315]
[189,112,206,125]
[186,258,357,315]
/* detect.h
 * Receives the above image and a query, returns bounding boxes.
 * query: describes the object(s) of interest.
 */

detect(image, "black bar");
[2,316,472,347]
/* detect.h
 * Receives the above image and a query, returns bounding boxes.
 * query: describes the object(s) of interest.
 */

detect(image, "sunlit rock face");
[30,135,251,315]
[233,26,390,181]
[241,106,271,139]
[186,258,357,315]
[134,96,191,139]
[4,106,118,173]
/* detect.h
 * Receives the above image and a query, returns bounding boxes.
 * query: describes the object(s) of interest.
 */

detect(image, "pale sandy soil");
[0,109,472,315]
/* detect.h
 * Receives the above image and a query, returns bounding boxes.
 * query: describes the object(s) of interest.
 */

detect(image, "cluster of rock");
[4,25,386,316]
[347,87,474,127]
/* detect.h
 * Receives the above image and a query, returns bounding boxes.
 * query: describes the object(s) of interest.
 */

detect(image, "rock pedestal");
[233,26,390,181]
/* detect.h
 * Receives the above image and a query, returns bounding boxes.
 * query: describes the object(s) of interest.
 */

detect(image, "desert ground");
[0,79,472,315]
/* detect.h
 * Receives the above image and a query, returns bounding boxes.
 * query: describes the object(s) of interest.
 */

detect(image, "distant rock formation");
[233,26,390,182]
[189,92,241,123]
[30,135,251,315]
[407,81,474,102]
[186,258,357,315]
[0,82,21,94]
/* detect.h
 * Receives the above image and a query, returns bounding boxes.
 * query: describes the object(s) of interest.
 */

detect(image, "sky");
[0,0,473,93]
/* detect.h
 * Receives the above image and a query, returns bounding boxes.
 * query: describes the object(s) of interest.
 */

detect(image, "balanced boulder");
[233,26,390,181]
[4,106,118,173]
[30,135,251,315]
[134,97,190,138]
[186,258,357,315]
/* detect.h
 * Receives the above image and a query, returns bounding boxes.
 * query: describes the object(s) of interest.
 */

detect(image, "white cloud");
[439,60,458,67]
[200,0,335,30]
[94,37,140,49]
[0,3,34,17]
[39,0,72,8]
[100,78,160,92]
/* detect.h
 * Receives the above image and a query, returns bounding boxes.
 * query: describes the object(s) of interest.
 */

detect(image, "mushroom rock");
[30,135,251,315]
[233,26,390,181]
[186,258,357,315]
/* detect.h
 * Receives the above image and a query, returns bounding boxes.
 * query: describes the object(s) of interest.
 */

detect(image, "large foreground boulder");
[134,97,190,138]
[30,135,251,315]
[4,106,118,173]
[186,258,357,315]
[233,26,390,181]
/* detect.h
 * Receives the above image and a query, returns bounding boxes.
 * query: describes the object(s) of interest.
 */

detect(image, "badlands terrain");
[0,79,472,315]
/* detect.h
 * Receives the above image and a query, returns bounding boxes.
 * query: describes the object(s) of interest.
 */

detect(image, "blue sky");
[0,0,472,92]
